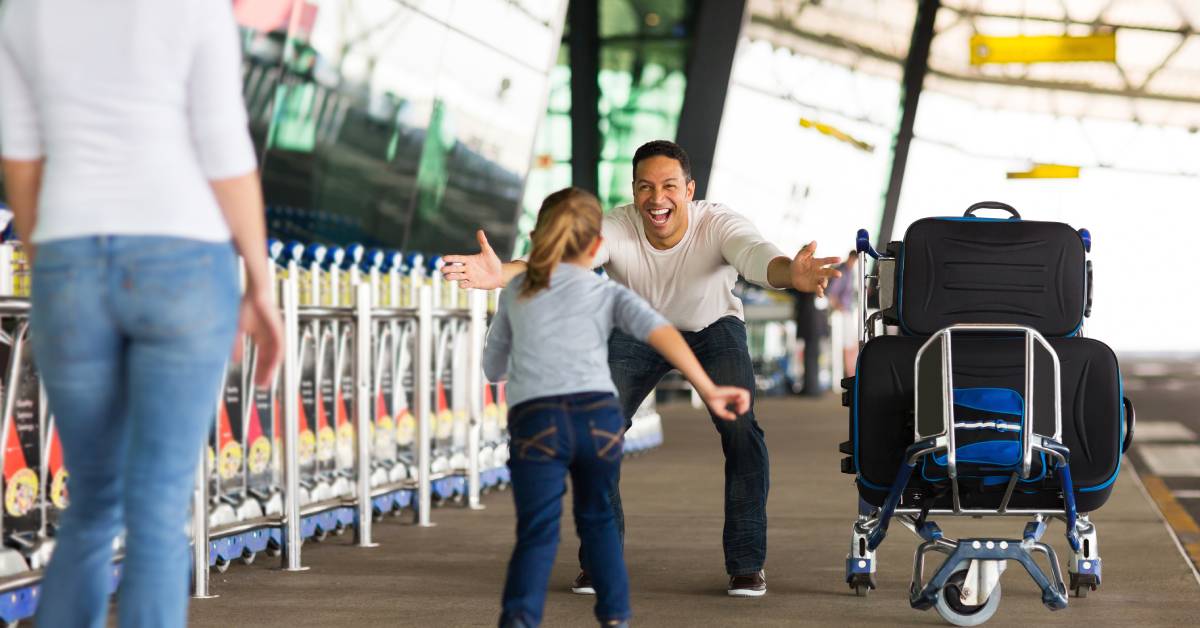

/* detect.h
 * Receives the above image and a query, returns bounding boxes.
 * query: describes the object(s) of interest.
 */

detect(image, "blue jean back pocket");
[509,403,562,462]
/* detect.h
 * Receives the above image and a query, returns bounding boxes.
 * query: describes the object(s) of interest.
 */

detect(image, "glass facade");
[247,0,567,257]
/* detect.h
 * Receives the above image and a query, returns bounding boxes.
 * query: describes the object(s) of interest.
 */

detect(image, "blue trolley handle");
[964,201,1020,219]
[1077,228,1092,253]
[855,229,880,260]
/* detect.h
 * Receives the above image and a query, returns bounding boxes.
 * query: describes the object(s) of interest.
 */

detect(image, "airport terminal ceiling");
[747,0,1200,127]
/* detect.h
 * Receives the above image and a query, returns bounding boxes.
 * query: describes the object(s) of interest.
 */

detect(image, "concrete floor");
[188,396,1200,627]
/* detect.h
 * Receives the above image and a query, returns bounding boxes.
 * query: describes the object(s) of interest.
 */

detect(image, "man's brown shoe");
[571,570,596,595]
[728,570,766,597]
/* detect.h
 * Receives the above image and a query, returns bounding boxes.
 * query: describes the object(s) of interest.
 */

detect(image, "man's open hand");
[791,241,842,298]
[443,230,503,290]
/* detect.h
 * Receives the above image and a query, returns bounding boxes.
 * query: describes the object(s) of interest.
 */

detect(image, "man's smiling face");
[633,155,695,249]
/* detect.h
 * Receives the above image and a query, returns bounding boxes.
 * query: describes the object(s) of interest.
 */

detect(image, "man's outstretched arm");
[443,230,527,290]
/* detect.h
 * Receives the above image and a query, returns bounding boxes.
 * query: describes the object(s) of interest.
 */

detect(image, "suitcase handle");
[964,201,1021,219]
[1122,396,1136,453]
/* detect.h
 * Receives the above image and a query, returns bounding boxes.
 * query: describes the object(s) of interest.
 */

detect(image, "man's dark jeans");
[502,392,630,627]
[580,316,769,576]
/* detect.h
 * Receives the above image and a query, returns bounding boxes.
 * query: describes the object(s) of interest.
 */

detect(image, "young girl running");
[483,187,750,627]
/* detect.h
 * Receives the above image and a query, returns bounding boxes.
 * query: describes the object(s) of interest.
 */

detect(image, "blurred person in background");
[0,1,283,626]
[826,251,858,376]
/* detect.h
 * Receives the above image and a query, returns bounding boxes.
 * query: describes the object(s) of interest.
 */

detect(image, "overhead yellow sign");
[1006,163,1081,179]
[971,33,1116,65]
[798,118,874,153]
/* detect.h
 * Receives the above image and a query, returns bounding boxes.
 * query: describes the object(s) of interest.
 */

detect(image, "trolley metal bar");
[0,300,29,314]
[466,289,486,510]
[353,283,378,547]
[190,445,215,598]
[416,284,435,527]
[280,277,307,571]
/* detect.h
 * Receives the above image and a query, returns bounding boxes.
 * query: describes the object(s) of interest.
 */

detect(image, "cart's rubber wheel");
[240,549,256,566]
[312,527,329,543]
[934,568,1001,626]
[214,557,231,574]
[265,539,282,557]
[854,583,870,597]
[1073,585,1089,598]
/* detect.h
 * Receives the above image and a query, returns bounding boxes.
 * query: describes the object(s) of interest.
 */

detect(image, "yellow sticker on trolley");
[299,431,317,464]
[247,436,271,475]
[317,426,336,461]
[436,409,454,440]
[5,468,38,517]
[50,468,69,509]
[337,423,355,451]
[395,410,415,446]
[218,442,244,480]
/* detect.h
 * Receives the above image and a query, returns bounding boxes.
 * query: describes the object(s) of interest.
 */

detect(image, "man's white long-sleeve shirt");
[595,200,785,332]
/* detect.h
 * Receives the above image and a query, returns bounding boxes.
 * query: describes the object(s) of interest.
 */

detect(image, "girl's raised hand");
[702,385,751,421]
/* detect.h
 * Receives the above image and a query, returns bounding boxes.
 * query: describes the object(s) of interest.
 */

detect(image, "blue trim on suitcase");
[1079,370,1124,493]
[954,387,1023,416]
[853,354,890,491]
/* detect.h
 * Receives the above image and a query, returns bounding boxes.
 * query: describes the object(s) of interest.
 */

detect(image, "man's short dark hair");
[632,140,691,181]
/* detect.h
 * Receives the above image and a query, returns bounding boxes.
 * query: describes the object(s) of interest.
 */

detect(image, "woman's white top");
[0,0,257,243]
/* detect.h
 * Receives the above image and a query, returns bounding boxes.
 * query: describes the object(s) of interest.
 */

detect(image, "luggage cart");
[842,204,1132,625]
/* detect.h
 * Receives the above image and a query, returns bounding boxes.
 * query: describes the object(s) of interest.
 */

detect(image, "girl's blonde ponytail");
[521,187,602,297]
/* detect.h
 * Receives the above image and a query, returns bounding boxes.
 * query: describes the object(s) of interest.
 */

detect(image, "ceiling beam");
[748,14,1200,107]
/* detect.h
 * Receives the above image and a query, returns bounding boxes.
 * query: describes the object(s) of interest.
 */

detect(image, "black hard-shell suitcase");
[884,203,1089,337]
[844,334,1130,514]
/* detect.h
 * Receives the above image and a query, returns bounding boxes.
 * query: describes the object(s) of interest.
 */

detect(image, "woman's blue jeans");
[30,236,239,628]
[500,392,630,627]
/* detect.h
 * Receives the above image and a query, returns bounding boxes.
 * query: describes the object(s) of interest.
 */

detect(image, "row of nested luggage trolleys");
[0,239,665,624]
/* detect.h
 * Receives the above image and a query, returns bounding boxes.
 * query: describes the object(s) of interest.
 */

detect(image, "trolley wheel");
[854,583,870,597]
[240,548,256,566]
[334,523,347,536]
[934,569,1001,626]
[312,527,329,543]
[266,539,282,557]
[214,557,231,574]
[1069,572,1098,598]
[372,509,385,523]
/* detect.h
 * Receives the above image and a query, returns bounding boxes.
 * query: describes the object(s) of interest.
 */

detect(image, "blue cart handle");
[856,229,880,259]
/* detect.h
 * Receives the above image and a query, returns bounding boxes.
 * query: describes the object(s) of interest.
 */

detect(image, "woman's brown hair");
[521,187,602,297]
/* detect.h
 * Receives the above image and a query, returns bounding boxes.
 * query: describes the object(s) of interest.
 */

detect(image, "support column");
[877,0,940,246]
[675,0,747,199]
[569,0,601,194]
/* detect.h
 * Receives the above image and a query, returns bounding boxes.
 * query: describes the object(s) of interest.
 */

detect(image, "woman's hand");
[233,288,284,387]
